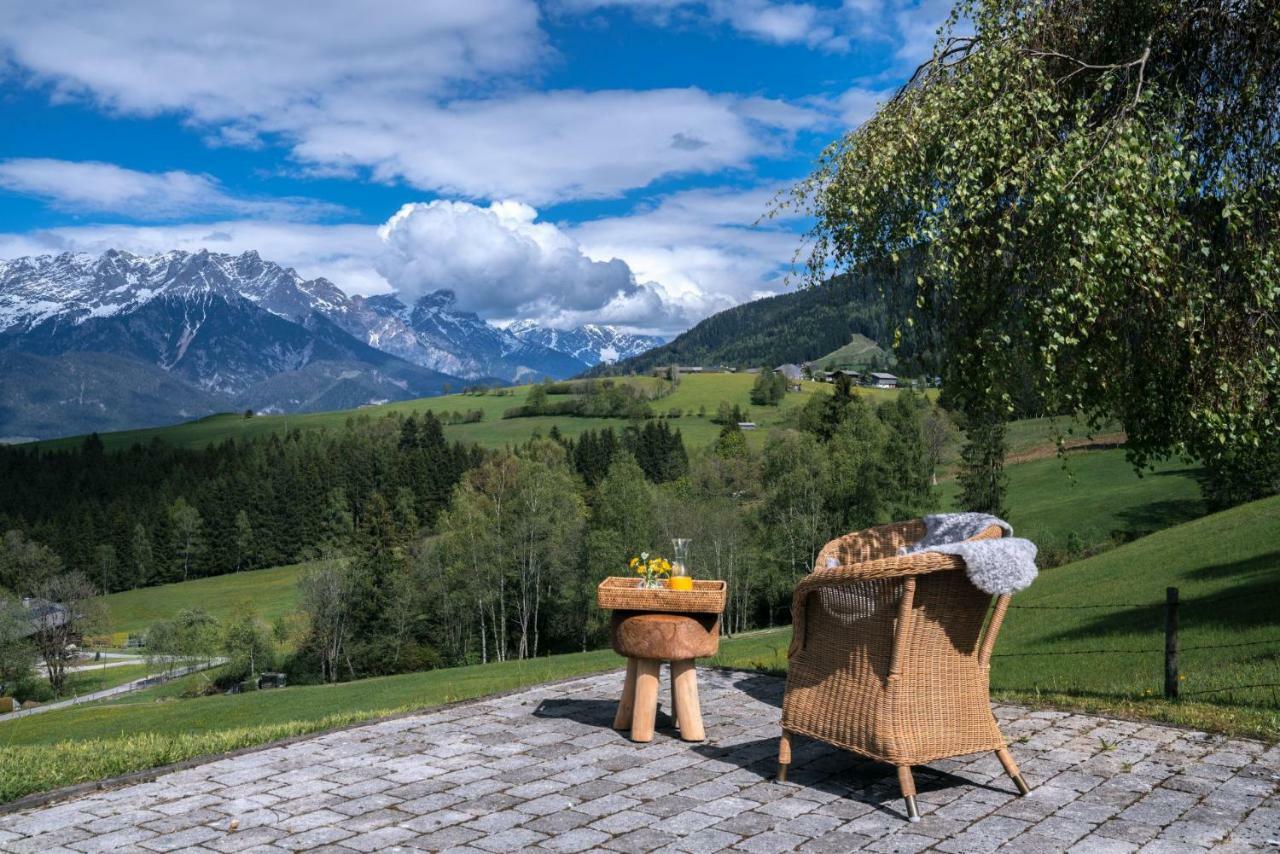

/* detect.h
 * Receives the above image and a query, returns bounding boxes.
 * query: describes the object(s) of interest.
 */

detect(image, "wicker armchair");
[778,519,1031,822]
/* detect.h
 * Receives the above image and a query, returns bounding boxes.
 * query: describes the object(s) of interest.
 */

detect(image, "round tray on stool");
[608,610,720,743]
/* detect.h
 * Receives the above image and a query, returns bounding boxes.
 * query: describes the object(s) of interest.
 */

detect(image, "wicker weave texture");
[597,577,727,614]
[782,520,1013,766]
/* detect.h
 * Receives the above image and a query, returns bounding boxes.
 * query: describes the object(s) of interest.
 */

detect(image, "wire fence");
[998,586,1280,701]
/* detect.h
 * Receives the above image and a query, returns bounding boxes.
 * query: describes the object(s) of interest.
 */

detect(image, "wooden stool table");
[597,578,727,744]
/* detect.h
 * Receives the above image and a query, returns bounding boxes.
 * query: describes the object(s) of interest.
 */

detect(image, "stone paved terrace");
[2,669,1277,853]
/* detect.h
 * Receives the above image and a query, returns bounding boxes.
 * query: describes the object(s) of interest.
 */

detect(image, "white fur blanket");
[904,513,1038,595]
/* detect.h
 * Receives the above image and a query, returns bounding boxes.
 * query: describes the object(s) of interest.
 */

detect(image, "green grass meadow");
[63,662,154,695]
[29,373,928,453]
[939,448,1205,556]
[100,562,311,637]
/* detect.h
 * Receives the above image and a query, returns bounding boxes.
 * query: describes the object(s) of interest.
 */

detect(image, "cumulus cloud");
[568,183,810,328]
[0,1,544,121]
[0,3,822,204]
[284,88,822,204]
[375,200,684,327]
[557,0,954,67]
[0,159,343,221]
[553,0,847,51]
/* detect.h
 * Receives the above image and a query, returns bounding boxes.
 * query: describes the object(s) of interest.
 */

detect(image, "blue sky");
[0,1,946,334]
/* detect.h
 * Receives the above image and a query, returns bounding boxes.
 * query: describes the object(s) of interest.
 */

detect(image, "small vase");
[671,538,691,578]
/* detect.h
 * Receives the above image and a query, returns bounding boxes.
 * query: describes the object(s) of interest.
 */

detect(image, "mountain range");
[0,249,662,440]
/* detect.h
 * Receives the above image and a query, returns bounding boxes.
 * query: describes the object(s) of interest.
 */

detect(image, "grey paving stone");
[338,825,418,852]
[603,827,680,853]
[472,826,549,852]
[2,669,1274,854]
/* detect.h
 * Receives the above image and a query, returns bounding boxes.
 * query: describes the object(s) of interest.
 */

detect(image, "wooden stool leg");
[630,659,661,743]
[613,658,638,730]
[670,659,704,742]
[668,662,677,729]
[898,765,920,822]
[777,730,792,783]
[996,747,1031,795]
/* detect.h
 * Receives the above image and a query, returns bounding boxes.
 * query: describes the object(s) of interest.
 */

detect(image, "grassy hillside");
[940,448,1205,557]
[813,333,891,371]
[592,274,903,376]
[101,563,311,637]
[30,374,925,453]
[989,494,1280,732]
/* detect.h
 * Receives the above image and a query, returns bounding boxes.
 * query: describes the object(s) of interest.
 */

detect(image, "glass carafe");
[671,538,691,578]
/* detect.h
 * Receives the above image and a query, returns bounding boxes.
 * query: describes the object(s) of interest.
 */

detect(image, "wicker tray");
[597,577,727,614]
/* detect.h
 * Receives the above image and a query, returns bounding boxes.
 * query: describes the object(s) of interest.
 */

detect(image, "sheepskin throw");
[905,513,1038,595]
[913,512,1013,549]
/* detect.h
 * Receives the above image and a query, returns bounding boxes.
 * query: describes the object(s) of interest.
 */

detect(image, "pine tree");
[233,510,254,571]
[130,523,152,589]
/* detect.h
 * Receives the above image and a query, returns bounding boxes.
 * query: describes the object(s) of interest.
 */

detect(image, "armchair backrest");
[793,520,1011,678]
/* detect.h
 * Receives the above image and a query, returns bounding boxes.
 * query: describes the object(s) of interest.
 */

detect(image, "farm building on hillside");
[815,369,864,384]
[15,597,70,637]
[868,372,898,388]
[737,422,758,430]
[650,365,707,377]
[774,364,804,381]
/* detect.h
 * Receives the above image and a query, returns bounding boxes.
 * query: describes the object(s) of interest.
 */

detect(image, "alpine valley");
[0,249,663,440]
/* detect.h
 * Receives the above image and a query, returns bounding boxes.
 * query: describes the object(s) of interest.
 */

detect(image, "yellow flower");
[635,565,646,576]
[659,558,671,571]
[629,557,640,569]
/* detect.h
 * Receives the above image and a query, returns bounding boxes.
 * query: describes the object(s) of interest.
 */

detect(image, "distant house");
[868,372,898,389]
[774,364,804,381]
[820,369,863,384]
[737,422,758,430]
[14,597,69,638]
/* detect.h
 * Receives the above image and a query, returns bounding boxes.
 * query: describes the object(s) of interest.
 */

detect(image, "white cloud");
[0,159,343,221]
[830,86,891,128]
[568,183,810,330]
[553,0,847,51]
[838,0,956,69]
[556,0,953,68]
[280,88,821,204]
[0,3,823,204]
[375,200,682,327]
[0,1,544,121]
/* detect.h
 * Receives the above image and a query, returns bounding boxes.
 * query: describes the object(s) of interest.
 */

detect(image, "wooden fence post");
[1164,586,1179,700]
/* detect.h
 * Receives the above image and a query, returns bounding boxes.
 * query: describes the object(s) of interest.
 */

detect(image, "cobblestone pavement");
[2,668,1277,853]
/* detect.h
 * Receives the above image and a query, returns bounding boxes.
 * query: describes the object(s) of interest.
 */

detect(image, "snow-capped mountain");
[0,248,667,438]
[506,320,664,367]
[348,291,588,382]
[0,250,462,437]
[0,249,594,384]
